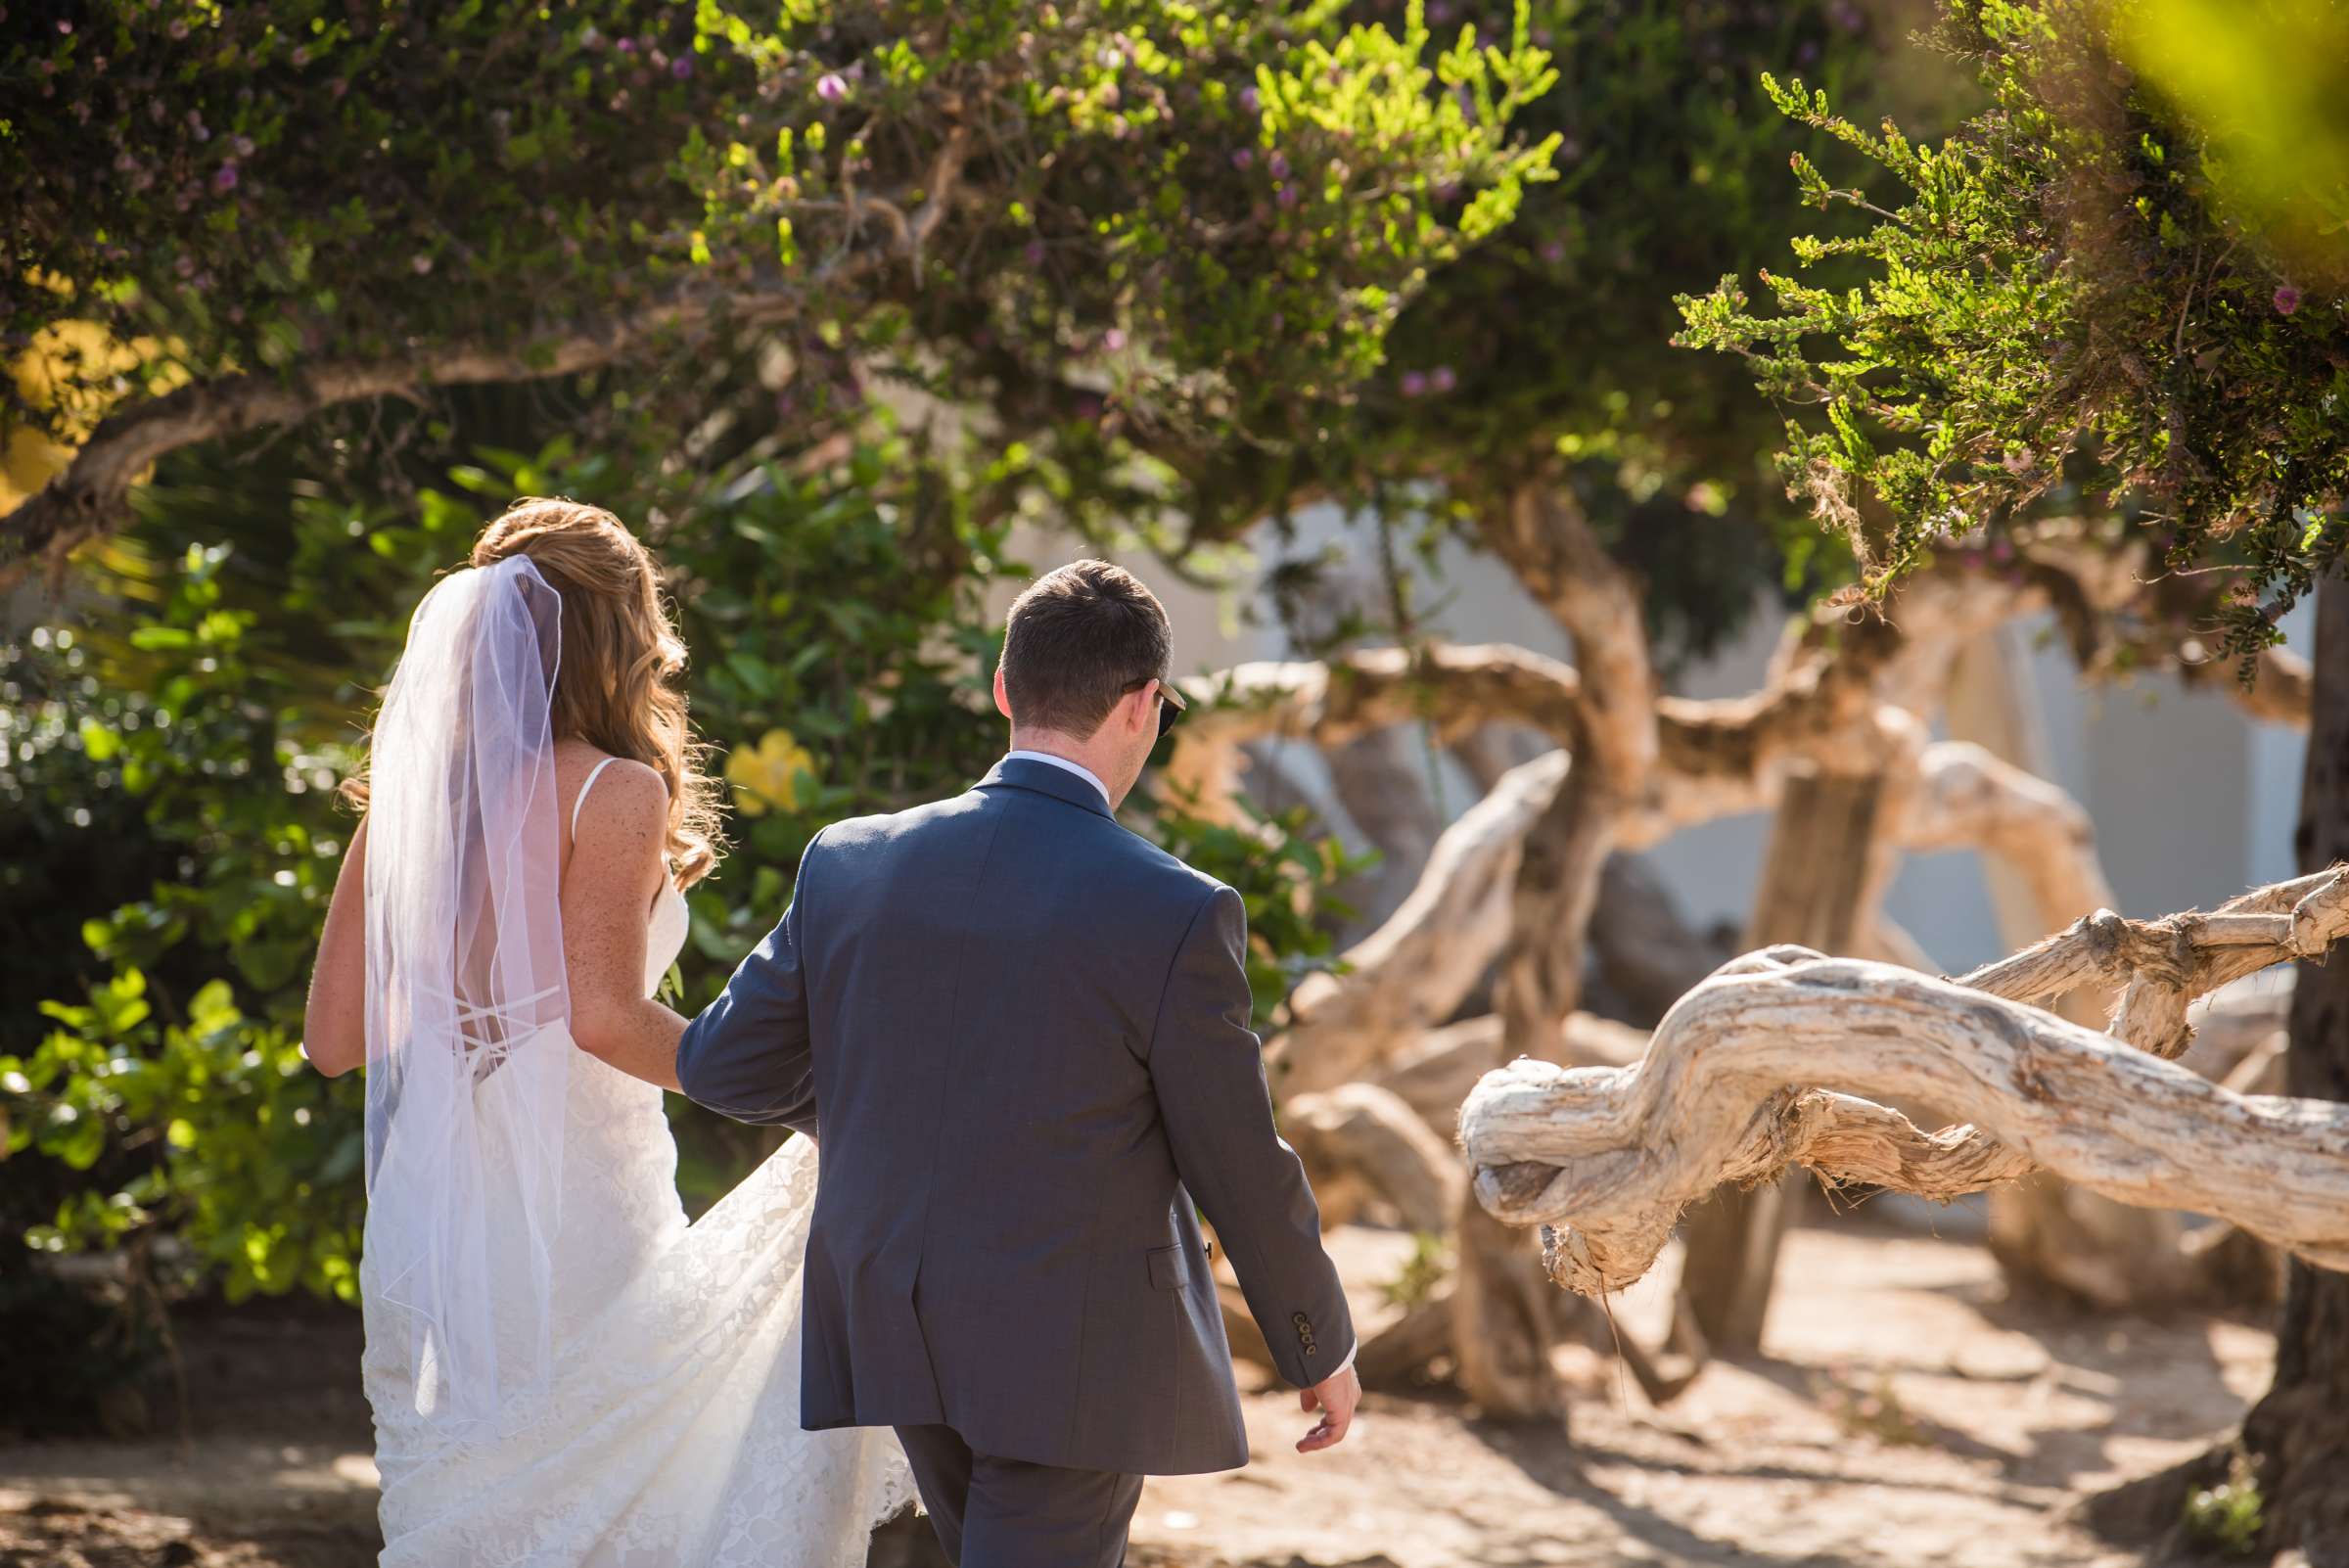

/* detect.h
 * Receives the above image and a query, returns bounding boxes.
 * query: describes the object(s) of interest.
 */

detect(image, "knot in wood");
[2080,909,2136,976]
[2134,914,2202,991]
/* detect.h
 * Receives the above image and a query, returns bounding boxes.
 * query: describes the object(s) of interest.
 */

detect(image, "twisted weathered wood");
[1460,874,2349,1298]
[1283,1083,1460,1235]
[1267,751,1569,1098]
[1957,870,2349,1034]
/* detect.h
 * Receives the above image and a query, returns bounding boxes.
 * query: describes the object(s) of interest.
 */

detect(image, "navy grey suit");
[675,757,1355,1566]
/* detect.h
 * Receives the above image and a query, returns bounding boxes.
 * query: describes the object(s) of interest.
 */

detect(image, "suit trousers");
[893,1423,1146,1568]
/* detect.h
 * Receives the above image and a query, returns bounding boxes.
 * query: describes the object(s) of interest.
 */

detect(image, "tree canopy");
[1675,0,2348,663]
[3,0,1557,572]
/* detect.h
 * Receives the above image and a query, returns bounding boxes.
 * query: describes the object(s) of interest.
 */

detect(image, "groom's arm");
[674,834,825,1137]
[1146,884,1357,1392]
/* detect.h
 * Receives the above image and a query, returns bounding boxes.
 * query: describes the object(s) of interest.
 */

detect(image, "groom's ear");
[992,664,1015,721]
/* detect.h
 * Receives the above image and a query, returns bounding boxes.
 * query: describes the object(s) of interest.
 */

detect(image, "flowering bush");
[2,411,1364,1321]
[3,0,1558,569]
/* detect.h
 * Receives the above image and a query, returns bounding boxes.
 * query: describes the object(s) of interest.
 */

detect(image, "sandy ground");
[2,1212,2274,1568]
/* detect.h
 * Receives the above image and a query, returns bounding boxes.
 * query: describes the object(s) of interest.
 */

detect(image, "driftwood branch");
[1267,751,1568,1097]
[1460,870,2349,1298]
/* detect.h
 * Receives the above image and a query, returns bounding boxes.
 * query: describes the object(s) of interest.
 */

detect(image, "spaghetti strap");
[571,756,621,844]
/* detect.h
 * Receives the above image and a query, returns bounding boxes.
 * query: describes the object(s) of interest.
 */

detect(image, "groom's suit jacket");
[675,756,1355,1476]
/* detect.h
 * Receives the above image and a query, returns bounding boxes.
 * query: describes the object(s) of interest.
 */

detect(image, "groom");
[676,559,1359,1567]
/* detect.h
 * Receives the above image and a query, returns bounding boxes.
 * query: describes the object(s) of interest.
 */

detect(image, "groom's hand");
[1296,1363,1360,1453]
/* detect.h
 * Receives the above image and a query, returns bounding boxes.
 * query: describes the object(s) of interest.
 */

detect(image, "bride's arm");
[564,759,688,1091]
[301,816,371,1077]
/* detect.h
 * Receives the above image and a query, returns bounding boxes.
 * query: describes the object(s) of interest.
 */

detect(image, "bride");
[300,499,911,1566]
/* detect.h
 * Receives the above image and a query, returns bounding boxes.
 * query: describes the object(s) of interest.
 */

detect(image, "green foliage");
[2182,1447,2267,1557]
[1380,1228,1451,1308]
[4,405,1368,1295]
[4,0,1555,546]
[1019,0,1961,666]
[1675,0,2349,664]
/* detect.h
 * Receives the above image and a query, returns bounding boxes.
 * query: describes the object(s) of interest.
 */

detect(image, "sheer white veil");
[362,554,570,1431]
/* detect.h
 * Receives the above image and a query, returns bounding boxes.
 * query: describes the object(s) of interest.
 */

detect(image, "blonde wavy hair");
[345,498,725,887]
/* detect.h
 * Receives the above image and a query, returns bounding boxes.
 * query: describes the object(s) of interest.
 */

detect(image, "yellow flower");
[725,727,817,816]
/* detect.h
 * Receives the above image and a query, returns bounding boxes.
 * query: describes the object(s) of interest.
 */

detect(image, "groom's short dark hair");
[1001,560,1173,738]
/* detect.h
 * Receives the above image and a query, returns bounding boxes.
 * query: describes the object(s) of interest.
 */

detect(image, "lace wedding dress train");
[363,846,912,1566]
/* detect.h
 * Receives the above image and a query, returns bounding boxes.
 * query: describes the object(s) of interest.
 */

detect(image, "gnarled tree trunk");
[1673,762,1889,1355]
[2239,568,2349,1556]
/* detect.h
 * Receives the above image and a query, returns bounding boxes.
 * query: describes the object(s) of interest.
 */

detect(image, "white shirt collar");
[1002,750,1112,809]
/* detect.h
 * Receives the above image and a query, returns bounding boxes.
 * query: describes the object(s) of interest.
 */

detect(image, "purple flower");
[2276,285,2303,316]
[1435,180,1460,204]
[816,71,849,103]
[212,161,238,192]
[167,17,187,37]
[411,254,434,275]
[1430,365,1457,393]
[292,45,308,66]
[616,36,635,53]
[1275,185,1298,208]
[671,57,693,78]
[1230,147,1254,170]
[232,134,254,157]
[1267,151,1289,178]
[1539,239,1566,265]
[1102,328,1127,352]
[1400,370,1428,397]
[56,18,69,32]
[173,254,196,278]
[1023,239,1046,267]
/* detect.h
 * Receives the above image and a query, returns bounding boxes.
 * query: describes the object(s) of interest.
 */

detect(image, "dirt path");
[4,1216,2272,1567]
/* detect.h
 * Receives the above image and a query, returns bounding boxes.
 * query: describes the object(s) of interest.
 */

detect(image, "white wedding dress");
[361,758,913,1564]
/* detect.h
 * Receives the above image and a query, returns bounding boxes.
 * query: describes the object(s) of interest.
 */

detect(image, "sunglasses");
[1122,674,1189,741]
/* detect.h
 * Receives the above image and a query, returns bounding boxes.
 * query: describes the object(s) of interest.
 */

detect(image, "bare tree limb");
[1268,751,1568,1098]
[1459,872,2349,1298]
[0,134,974,580]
